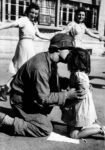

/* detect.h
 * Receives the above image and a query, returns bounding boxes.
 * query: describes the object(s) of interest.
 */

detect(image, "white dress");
[9,17,39,74]
[66,22,88,48]
[69,71,97,127]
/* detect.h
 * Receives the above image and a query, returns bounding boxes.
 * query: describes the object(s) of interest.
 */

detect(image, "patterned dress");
[69,71,97,128]
[9,17,39,74]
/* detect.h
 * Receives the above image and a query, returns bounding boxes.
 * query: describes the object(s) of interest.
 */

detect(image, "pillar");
[98,0,105,35]
[55,0,60,27]
[0,0,2,21]
[2,0,6,22]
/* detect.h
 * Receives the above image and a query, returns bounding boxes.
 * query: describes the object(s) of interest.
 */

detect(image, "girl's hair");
[24,3,39,16]
[67,47,91,74]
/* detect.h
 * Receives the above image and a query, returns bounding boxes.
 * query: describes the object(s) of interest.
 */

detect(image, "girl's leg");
[70,124,105,139]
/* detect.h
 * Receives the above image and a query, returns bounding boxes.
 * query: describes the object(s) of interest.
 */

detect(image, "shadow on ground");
[91,83,105,89]
[89,76,105,80]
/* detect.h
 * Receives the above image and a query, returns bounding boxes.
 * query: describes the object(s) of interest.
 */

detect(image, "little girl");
[67,47,105,139]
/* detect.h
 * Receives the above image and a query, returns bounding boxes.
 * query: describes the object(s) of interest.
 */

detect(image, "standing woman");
[61,7,103,48]
[0,3,50,74]
[0,3,51,101]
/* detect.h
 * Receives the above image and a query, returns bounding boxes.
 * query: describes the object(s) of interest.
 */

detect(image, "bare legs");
[69,123,105,139]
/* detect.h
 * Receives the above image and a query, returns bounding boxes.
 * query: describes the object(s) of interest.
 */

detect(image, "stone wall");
[0,28,105,62]
[0,28,50,60]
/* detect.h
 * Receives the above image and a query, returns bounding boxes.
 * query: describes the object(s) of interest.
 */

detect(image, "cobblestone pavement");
[0,56,105,150]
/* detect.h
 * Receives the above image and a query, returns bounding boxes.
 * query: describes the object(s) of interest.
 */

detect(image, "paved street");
[0,55,105,150]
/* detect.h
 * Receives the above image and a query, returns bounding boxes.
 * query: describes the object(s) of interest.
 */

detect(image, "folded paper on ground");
[47,132,79,144]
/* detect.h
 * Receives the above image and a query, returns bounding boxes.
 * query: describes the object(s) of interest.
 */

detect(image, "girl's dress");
[66,22,88,48]
[9,17,39,74]
[69,71,97,128]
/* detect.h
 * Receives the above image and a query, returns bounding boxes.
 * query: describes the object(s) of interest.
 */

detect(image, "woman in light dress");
[0,3,51,74]
[61,7,104,48]
[0,3,53,101]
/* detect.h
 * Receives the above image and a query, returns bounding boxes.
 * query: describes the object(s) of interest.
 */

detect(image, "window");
[62,7,67,25]
[92,8,98,29]
[11,0,16,20]
[5,0,30,21]
[59,2,79,26]
[18,0,30,18]
[82,4,99,29]
[5,0,9,20]
[5,0,10,20]
[5,0,17,20]
[38,0,56,26]
[18,0,24,17]
[3,0,99,30]
[60,2,99,30]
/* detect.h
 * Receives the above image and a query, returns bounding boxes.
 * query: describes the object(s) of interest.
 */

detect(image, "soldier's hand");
[66,88,78,100]
[65,88,86,104]
[76,89,86,100]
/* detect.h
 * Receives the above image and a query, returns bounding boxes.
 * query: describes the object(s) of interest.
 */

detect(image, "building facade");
[0,0,104,59]
[0,0,101,30]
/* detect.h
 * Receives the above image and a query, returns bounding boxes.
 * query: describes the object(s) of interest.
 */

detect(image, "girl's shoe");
[100,126,105,136]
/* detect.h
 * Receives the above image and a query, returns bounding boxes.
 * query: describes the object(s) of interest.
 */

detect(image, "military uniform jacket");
[10,52,66,118]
